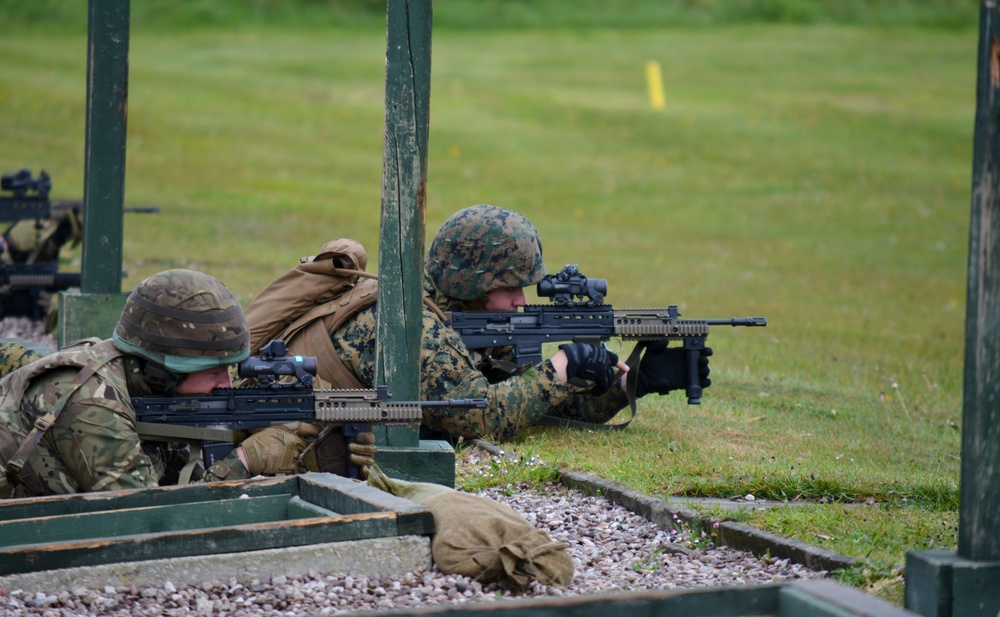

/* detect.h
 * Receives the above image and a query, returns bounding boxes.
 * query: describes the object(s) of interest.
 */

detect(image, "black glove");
[559,342,619,396]
[636,341,713,398]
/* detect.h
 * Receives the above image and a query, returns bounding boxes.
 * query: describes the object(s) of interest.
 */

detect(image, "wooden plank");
[784,580,917,616]
[906,550,954,617]
[0,475,299,520]
[286,495,341,519]
[335,585,779,617]
[299,473,434,536]
[0,511,398,575]
[0,495,294,548]
[778,589,864,617]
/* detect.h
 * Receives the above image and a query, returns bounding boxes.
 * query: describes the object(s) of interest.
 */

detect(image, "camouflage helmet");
[113,269,250,373]
[425,205,546,301]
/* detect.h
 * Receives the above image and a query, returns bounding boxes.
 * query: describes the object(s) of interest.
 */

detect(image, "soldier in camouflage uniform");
[329,204,712,442]
[0,269,323,498]
[0,338,51,376]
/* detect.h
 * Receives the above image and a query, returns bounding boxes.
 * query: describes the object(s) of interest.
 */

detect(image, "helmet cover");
[425,204,546,301]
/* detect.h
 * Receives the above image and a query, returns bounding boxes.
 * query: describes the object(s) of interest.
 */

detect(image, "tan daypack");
[245,238,379,389]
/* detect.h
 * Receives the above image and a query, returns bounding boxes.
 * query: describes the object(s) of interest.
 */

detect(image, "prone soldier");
[0,269,374,498]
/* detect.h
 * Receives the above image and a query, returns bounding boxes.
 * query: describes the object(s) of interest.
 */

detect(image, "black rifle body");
[133,385,486,469]
[447,304,765,405]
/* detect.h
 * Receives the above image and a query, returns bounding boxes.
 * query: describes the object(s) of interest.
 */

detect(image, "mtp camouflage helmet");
[425,205,546,301]
[113,269,250,373]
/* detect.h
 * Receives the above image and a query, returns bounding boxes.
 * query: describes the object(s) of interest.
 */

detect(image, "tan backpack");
[245,238,379,389]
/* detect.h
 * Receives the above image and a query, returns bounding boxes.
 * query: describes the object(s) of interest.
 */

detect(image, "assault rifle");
[446,264,767,405]
[0,169,158,319]
[0,169,161,222]
[133,339,487,480]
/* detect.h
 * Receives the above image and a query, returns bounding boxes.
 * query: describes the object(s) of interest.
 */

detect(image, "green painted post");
[372,0,452,485]
[906,2,1000,615]
[375,0,432,396]
[59,0,131,346]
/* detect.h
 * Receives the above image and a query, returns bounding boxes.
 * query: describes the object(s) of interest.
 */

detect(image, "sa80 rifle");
[133,339,487,481]
[446,264,766,405]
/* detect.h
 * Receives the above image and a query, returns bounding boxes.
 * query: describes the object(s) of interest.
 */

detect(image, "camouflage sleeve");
[542,377,630,424]
[333,308,585,442]
[486,344,632,424]
[203,449,251,482]
[25,368,158,492]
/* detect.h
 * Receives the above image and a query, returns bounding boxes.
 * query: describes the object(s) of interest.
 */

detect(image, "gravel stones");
[0,471,827,616]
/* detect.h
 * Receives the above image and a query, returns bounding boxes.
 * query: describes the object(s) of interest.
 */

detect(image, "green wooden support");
[375,0,433,401]
[59,0,131,345]
[57,290,129,346]
[373,0,454,483]
[0,473,431,576]
[906,2,1000,615]
[83,0,128,294]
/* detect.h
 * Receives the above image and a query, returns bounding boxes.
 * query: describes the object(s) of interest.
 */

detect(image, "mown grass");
[0,6,977,605]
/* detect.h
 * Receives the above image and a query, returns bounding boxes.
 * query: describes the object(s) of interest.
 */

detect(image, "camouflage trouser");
[0,339,49,378]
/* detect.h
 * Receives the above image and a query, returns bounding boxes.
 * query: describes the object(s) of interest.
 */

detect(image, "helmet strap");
[140,359,186,396]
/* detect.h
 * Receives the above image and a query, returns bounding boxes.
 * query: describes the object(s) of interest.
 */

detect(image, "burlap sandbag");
[367,465,574,588]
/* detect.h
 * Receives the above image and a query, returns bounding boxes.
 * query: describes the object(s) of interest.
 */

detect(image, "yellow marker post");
[645,60,665,111]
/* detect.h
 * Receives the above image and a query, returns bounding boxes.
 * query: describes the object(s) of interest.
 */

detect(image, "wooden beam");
[375,0,433,403]
[82,0,129,293]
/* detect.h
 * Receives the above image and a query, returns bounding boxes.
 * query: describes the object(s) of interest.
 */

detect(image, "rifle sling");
[4,352,120,483]
[536,342,646,432]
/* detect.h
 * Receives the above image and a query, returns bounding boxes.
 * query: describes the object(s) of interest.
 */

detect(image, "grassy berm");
[0,0,981,605]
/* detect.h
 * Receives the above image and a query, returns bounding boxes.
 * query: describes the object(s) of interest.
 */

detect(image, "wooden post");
[373,0,453,485]
[906,1,1000,615]
[58,0,131,345]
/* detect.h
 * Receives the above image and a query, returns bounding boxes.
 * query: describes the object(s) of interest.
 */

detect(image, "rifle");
[0,169,161,221]
[132,339,488,481]
[446,264,767,405]
[0,169,158,319]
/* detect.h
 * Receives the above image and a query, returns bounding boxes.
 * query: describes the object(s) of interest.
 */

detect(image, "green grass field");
[0,2,980,605]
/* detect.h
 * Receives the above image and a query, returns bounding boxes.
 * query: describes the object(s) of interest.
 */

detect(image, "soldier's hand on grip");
[348,431,378,480]
[241,426,308,475]
[559,342,619,396]
[636,341,713,397]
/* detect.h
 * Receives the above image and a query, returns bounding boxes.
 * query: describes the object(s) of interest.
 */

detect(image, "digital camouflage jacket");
[330,287,630,442]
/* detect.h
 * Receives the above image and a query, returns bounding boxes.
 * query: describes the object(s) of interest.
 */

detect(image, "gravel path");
[0,449,828,616]
[0,319,829,616]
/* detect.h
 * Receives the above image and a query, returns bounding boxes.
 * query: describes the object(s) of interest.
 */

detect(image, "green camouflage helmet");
[425,205,546,301]
[113,269,250,373]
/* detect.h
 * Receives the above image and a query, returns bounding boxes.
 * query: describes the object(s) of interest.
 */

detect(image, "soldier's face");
[175,365,233,395]
[483,287,526,312]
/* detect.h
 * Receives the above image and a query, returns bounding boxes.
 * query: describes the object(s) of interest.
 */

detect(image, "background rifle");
[133,339,487,480]
[0,169,158,319]
[446,264,767,405]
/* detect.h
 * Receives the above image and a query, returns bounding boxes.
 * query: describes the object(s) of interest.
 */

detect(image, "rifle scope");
[238,339,318,386]
[537,264,608,305]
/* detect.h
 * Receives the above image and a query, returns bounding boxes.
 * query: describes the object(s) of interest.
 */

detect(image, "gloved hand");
[559,342,620,396]
[348,431,378,480]
[241,425,310,476]
[636,341,713,398]
[300,427,377,479]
